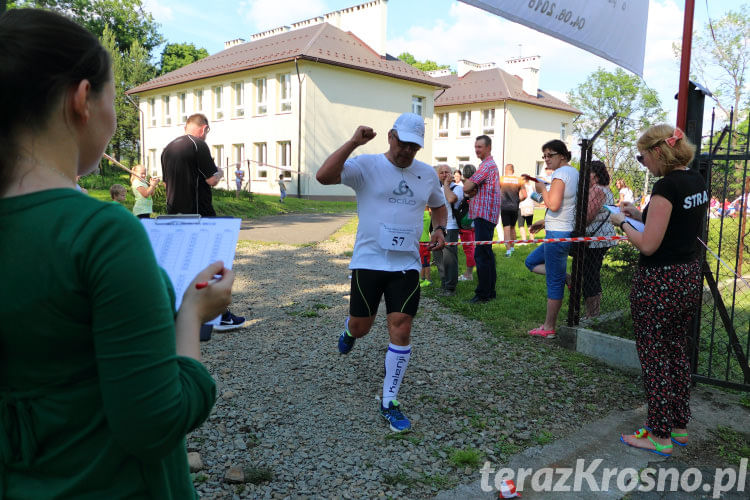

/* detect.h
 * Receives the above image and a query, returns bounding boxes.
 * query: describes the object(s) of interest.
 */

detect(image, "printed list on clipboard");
[141,216,242,324]
[605,205,645,232]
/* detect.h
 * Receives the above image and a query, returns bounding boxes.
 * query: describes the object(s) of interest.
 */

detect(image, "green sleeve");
[74,204,216,460]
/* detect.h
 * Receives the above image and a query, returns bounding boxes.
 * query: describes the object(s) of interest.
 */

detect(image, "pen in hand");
[195,275,223,289]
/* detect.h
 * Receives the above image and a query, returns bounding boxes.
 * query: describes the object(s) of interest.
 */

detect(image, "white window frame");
[457,156,470,166]
[148,98,156,127]
[482,108,495,135]
[560,122,568,141]
[148,149,157,173]
[279,74,292,112]
[232,143,245,166]
[254,142,267,178]
[179,92,187,124]
[212,144,224,170]
[411,96,425,116]
[232,82,245,118]
[213,86,224,120]
[162,95,172,126]
[437,113,448,138]
[194,89,204,112]
[460,111,471,136]
[255,78,267,115]
[277,141,292,178]
[434,156,447,163]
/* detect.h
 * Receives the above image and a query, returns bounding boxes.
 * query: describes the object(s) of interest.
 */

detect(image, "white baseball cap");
[392,113,425,148]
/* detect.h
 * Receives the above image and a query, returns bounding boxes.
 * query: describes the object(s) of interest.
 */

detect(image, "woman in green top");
[0,9,234,499]
[131,164,160,219]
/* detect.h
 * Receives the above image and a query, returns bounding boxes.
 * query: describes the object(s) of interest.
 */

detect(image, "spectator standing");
[582,161,617,318]
[462,135,500,303]
[162,113,246,332]
[518,177,536,241]
[458,164,477,281]
[617,179,634,204]
[278,174,287,202]
[499,163,527,257]
[523,139,578,338]
[611,125,707,457]
[234,164,245,198]
[0,9,232,498]
[109,183,127,204]
[433,164,463,295]
[131,164,159,219]
[454,169,463,186]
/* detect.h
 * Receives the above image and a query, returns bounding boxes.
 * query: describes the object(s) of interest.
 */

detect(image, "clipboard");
[521,174,550,185]
[141,215,242,324]
[605,205,645,232]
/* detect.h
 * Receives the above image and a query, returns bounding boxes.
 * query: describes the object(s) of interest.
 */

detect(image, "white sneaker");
[458,275,473,281]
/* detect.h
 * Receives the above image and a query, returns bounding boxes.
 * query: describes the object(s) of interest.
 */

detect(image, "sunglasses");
[636,154,644,165]
[541,153,559,160]
[392,132,420,152]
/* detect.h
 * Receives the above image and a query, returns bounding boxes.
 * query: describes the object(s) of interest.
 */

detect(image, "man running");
[316,113,447,432]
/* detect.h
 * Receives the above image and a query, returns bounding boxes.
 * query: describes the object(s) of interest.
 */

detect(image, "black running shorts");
[500,210,519,227]
[349,269,420,318]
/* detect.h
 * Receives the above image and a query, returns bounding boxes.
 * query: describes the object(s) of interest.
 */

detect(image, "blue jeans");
[473,218,497,299]
[525,230,571,300]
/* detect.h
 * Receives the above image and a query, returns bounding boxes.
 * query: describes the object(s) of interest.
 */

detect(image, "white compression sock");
[382,343,411,408]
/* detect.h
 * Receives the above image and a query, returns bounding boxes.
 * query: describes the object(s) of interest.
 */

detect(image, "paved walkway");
[238,212,355,244]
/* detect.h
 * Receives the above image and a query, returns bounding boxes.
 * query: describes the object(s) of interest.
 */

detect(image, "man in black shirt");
[161,113,245,332]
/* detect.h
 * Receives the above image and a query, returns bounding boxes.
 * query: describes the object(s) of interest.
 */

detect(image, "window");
[148,149,156,172]
[536,161,545,176]
[279,74,292,112]
[232,82,244,117]
[232,144,244,167]
[411,96,424,116]
[277,141,292,178]
[213,86,223,120]
[162,95,172,126]
[560,122,568,141]
[148,98,156,127]
[460,111,471,136]
[435,156,447,163]
[179,93,187,124]
[212,144,224,169]
[195,89,204,112]
[482,108,495,135]
[437,113,448,137]
[254,142,267,178]
[457,156,470,163]
[255,78,267,115]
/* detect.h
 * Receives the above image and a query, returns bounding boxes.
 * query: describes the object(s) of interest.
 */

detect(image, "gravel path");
[188,225,643,499]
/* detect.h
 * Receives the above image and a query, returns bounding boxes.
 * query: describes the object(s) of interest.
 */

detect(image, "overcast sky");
[142,0,746,124]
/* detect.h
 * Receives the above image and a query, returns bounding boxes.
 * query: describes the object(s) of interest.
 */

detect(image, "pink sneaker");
[528,326,556,339]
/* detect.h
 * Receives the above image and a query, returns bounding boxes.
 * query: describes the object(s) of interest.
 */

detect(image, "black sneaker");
[214,310,246,331]
[338,318,356,354]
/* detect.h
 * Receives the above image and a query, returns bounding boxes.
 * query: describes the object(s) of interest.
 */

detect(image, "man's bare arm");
[316,126,376,185]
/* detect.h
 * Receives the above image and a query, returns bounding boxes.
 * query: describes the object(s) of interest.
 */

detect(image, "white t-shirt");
[619,187,634,204]
[446,182,464,231]
[545,165,579,232]
[341,154,445,271]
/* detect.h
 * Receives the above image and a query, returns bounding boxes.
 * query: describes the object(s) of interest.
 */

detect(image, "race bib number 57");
[379,223,416,251]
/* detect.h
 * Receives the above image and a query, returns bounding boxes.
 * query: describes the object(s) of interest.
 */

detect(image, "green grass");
[78,172,356,219]
[448,447,484,468]
[714,425,750,466]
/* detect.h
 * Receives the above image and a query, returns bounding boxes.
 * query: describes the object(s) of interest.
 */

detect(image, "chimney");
[456,59,496,77]
[426,69,452,78]
[223,38,246,50]
[505,55,541,96]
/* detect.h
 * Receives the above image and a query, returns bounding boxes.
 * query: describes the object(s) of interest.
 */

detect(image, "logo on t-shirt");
[392,180,414,197]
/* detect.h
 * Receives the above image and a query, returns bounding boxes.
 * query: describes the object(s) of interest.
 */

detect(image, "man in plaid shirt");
[462,135,500,303]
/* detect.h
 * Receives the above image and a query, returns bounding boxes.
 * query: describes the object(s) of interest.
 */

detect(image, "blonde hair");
[130,164,146,184]
[637,124,696,175]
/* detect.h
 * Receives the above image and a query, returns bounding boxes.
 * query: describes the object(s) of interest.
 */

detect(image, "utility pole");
[676,0,695,130]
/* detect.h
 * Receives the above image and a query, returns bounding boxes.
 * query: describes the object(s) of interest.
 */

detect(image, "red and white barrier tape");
[419,235,628,247]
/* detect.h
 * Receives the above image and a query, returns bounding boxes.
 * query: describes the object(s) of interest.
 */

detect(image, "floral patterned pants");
[630,261,701,438]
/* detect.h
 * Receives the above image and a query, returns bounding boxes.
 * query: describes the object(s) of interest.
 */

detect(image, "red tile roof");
[433,68,580,115]
[127,23,449,94]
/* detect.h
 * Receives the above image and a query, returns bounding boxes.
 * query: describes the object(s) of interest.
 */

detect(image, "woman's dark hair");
[541,139,572,162]
[462,164,476,179]
[0,8,111,191]
[589,160,610,186]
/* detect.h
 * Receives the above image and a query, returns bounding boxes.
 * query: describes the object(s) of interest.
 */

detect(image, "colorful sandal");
[620,428,673,457]
[671,431,688,447]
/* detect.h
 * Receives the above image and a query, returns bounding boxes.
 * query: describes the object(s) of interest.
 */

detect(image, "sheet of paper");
[605,205,645,232]
[141,217,241,324]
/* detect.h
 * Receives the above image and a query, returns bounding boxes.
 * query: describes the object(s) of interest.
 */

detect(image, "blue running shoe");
[380,400,411,432]
[338,318,355,354]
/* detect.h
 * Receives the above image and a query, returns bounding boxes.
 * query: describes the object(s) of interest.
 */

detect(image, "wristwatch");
[434,225,447,237]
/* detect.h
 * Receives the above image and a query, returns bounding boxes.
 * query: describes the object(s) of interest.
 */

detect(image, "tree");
[677,5,750,128]
[159,43,209,75]
[9,0,163,53]
[398,52,451,73]
[568,68,667,172]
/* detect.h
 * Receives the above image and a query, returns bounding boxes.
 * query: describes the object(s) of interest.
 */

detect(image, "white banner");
[459,0,649,76]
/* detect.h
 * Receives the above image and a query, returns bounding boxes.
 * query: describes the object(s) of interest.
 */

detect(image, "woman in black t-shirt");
[610,124,708,457]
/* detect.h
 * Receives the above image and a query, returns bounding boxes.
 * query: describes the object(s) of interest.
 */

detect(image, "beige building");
[127,0,447,199]
[429,57,581,176]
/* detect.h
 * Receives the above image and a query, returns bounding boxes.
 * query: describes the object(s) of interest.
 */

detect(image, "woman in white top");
[130,164,159,219]
[617,179,634,204]
[523,139,579,338]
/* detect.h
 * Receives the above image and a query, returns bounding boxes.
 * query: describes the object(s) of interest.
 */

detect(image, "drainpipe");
[125,94,146,168]
[295,58,304,198]
[502,101,507,167]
